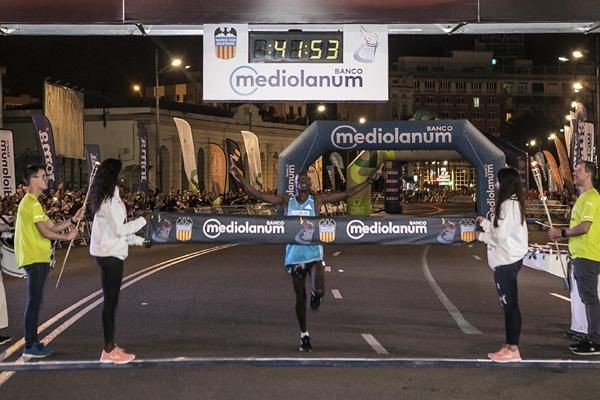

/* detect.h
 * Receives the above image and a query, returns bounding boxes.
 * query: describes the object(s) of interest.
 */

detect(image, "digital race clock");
[249,31,343,63]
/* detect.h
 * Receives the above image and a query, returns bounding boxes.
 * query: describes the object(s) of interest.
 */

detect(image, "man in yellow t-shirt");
[549,161,600,355]
[15,164,83,359]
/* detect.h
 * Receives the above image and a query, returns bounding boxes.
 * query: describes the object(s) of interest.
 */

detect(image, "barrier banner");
[0,130,16,197]
[31,113,59,189]
[148,212,477,245]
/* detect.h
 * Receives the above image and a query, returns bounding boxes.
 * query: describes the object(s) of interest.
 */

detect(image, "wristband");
[561,228,567,238]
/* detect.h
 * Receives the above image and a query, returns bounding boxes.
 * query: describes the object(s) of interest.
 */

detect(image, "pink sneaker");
[100,346,136,364]
[488,345,521,363]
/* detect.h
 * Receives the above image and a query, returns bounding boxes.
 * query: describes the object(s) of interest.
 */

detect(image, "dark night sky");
[0,34,597,100]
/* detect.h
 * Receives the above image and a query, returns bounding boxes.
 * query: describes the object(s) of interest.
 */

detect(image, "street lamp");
[154,49,184,190]
[358,116,367,124]
[548,133,557,141]
[572,50,584,59]
[132,84,142,97]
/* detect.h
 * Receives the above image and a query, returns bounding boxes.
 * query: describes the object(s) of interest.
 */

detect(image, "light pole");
[154,49,183,191]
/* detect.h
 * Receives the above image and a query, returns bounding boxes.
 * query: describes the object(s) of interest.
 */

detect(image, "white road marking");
[338,269,344,273]
[333,251,342,257]
[472,255,482,261]
[550,293,571,302]
[0,244,237,387]
[325,266,332,272]
[421,246,482,335]
[361,334,389,355]
[331,289,343,299]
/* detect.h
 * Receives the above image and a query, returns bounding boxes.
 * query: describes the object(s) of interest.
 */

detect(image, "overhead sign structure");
[203,24,388,101]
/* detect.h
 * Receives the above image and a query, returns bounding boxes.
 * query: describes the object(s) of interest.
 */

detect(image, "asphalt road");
[0,206,598,399]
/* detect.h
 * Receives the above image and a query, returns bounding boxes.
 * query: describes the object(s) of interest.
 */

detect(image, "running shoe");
[100,346,136,364]
[565,329,587,341]
[299,335,312,352]
[569,338,589,351]
[0,335,11,346]
[571,340,600,356]
[488,345,521,363]
[22,343,53,359]
[310,290,322,310]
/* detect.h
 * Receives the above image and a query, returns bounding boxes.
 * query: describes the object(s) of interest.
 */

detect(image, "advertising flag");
[226,138,244,192]
[137,122,149,193]
[31,113,59,189]
[209,143,227,195]
[0,130,16,197]
[241,130,263,189]
[85,144,101,176]
[174,118,199,191]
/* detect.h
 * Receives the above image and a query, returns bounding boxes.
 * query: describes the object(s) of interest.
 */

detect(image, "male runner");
[230,163,380,351]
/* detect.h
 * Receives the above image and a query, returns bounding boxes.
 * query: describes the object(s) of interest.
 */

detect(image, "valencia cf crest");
[176,217,193,241]
[214,27,238,60]
[319,218,336,243]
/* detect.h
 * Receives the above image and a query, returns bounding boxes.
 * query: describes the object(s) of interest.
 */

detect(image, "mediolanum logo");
[346,220,428,240]
[330,125,453,150]
[202,218,285,239]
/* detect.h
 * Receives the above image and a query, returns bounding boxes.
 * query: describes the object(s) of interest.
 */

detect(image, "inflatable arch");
[277,120,506,218]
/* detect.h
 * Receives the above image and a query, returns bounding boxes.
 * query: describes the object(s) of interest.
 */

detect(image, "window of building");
[517,82,528,94]
[488,112,496,119]
[415,96,420,103]
[417,66,428,72]
[288,106,294,117]
[532,82,544,94]
[458,111,466,119]
[432,66,445,73]
[298,106,303,117]
[489,126,495,134]
[488,97,496,105]
[473,111,481,119]
[546,83,559,95]
[426,96,435,104]
[414,80,420,89]
[473,97,480,108]
[486,82,497,93]
[503,82,514,94]
[456,82,466,93]
[441,111,449,118]
[441,97,450,104]
[456,97,465,105]
[472,82,482,93]
[505,112,512,122]
[440,81,451,92]
[424,81,436,92]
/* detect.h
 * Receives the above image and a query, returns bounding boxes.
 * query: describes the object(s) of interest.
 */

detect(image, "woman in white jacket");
[88,159,149,364]
[476,167,528,363]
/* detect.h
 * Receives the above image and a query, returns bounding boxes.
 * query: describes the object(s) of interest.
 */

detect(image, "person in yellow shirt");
[15,164,84,360]
[549,161,600,355]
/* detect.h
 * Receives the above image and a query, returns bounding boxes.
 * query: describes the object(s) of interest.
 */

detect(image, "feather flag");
[543,151,564,193]
[173,118,199,191]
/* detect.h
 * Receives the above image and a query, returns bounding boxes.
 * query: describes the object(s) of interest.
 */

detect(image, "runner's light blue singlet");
[284,195,323,267]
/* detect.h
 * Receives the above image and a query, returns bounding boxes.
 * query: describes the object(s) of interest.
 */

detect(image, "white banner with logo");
[174,118,199,191]
[0,130,16,197]
[241,130,264,189]
[203,24,388,101]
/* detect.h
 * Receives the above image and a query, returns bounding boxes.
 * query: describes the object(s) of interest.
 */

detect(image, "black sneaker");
[571,340,600,356]
[310,290,322,311]
[0,335,11,346]
[299,336,312,352]
[569,339,589,351]
[565,329,587,341]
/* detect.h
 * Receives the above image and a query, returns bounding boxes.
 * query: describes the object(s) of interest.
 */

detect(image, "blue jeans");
[23,263,50,347]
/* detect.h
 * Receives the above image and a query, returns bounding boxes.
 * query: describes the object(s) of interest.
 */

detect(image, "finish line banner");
[147,213,477,245]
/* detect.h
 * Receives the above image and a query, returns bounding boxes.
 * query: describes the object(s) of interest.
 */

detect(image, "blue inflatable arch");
[277,120,506,218]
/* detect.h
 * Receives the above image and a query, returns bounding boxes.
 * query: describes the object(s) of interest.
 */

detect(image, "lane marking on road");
[421,246,482,335]
[333,251,342,257]
[472,255,482,261]
[550,293,571,302]
[2,357,600,371]
[361,334,389,355]
[0,244,237,387]
[331,289,343,299]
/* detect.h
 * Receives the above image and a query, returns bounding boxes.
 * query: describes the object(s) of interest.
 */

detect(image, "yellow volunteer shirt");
[569,188,600,261]
[15,193,51,268]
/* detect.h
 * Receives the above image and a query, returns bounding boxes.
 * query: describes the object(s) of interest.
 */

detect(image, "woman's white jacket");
[478,198,528,269]
[89,187,146,260]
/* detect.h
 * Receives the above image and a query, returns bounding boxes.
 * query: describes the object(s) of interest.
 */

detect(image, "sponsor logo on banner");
[319,218,337,243]
[202,218,285,239]
[0,133,15,197]
[151,217,172,243]
[459,219,477,242]
[483,164,496,220]
[285,163,296,195]
[38,130,57,183]
[353,26,379,63]
[346,219,427,240]
[176,217,193,241]
[330,125,453,150]
[214,27,238,60]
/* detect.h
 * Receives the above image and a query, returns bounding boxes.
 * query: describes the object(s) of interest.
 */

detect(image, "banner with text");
[31,114,59,189]
[137,122,149,193]
[174,118,199,191]
[0,130,16,197]
[209,143,227,195]
[203,24,388,101]
[148,213,477,245]
[226,138,244,193]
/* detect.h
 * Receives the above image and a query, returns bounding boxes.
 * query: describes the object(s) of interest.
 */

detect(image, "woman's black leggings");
[493,259,523,346]
[96,256,124,351]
